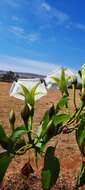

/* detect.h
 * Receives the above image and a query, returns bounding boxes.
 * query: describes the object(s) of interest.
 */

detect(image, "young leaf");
[37,110,50,138]
[43,122,59,144]
[0,152,13,183]
[77,162,85,187]
[60,68,67,95]
[9,109,15,132]
[41,170,51,190]
[51,76,60,85]
[56,95,68,112]
[51,68,69,96]
[21,104,30,126]
[0,125,13,152]
[10,125,27,144]
[30,82,40,97]
[19,84,31,105]
[53,113,71,126]
[76,116,85,156]
[41,146,60,190]
[20,84,30,96]
[0,124,7,140]
[48,104,55,119]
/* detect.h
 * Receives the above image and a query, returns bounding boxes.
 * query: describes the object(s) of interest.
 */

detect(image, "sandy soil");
[0,82,84,190]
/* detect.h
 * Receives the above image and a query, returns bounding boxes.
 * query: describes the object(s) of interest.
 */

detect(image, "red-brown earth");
[0,82,84,190]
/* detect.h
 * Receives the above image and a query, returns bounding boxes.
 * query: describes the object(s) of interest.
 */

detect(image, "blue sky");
[0,0,85,74]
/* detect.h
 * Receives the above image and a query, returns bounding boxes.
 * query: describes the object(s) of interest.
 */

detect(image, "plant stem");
[25,116,33,143]
[68,101,84,125]
[72,83,77,110]
[15,143,33,155]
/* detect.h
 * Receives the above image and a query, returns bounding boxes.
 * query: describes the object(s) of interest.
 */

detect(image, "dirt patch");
[0,82,84,190]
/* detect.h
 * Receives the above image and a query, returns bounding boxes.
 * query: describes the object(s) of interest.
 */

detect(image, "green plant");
[51,68,69,97]
[0,65,85,189]
[70,76,77,109]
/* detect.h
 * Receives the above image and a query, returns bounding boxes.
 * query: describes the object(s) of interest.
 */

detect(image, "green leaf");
[56,95,68,112]
[0,125,27,153]
[0,124,7,140]
[0,124,13,152]
[9,109,15,132]
[42,111,50,127]
[20,84,30,96]
[76,116,85,156]
[20,83,39,106]
[41,146,60,190]
[51,76,60,85]
[53,114,71,126]
[41,170,51,190]
[10,125,27,143]
[36,124,43,138]
[37,111,50,138]
[30,83,40,106]
[0,152,13,183]
[78,162,85,187]
[43,123,60,143]
[20,84,32,105]
[60,68,67,91]
[31,82,40,97]
[51,68,69,96]
[35,142,42,149]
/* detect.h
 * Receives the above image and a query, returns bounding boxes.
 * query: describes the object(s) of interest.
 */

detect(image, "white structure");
[44,67,77,89]
[10,78,47,101]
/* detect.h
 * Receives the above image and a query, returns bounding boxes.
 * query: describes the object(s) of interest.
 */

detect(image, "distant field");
[0,82,82,190]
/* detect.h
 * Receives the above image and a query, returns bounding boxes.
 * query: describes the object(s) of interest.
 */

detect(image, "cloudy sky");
[0,0,85,74]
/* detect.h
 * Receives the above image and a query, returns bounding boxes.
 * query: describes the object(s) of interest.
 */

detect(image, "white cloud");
[75,23,85,30]
[41,2,51,12]
[0,55,59,75]
[41,2,69,24]
[54,9,69,23]
[8,25,40,42]
[26,33,40,42]
[66,22,85,31]
[8,26,25,36]
[27,1,69,26]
